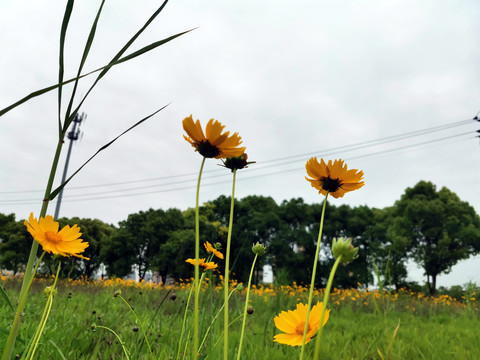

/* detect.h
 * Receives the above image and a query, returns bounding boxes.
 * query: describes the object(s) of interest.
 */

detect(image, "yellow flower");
[273,301,329,346]
[204,241,224,259]
[185,258,218,270]
[182,115,245,158]
[305,158,364,198]
[24,213,89,260]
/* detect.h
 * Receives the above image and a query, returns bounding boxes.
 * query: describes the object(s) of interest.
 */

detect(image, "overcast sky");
[1,0,479,287]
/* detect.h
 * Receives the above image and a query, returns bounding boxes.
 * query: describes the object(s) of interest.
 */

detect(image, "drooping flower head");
[185,258,218,270]
[182,115,246,158]
[24,213,89,260]
[204,241,224,259]
[274,301,329,346]
[305,158,364,198]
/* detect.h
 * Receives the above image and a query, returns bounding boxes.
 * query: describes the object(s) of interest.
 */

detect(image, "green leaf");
[48,104,169,200]
[0,29,192,120]
[49,340,67,360]
[0,284,14,313]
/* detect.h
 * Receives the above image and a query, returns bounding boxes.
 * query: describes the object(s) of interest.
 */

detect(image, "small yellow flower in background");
[24,213,89,260]
[305,158,364,198]
[185,258,218,270]
[204,241,224,259]
[182,115,245,158]
[273,301,329,346]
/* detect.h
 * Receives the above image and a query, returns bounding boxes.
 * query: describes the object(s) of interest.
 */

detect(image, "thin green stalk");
[94,325,130,360]
[236,253,258,360]
[176,271,208,360]
[312,255,342,360]
[199,289,237,353]
[118,295,154,359]
[224,169,237,360]
[299,192,329,360]
[2,249,47,360]
[193,157,206,359]
[25,261,62,360]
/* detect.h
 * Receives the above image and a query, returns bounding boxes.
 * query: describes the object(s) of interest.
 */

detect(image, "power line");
[1,128,473,205]
[0,117,474,195]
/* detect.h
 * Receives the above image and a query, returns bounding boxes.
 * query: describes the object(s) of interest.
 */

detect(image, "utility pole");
[54,112,86,219]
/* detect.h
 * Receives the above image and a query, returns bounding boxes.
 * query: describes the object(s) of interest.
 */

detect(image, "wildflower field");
[1,276,479,360]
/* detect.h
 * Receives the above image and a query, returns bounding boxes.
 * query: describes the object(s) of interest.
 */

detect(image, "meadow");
[1,276,479,360]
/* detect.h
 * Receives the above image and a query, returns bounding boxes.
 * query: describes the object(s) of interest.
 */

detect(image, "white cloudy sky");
[1,0,479,287]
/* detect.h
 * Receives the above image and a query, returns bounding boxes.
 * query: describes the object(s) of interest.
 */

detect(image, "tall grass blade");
[63,0,173,132]
[57,0,74,135]
[63,0,106,132]
[48,340,67,360]
[0,285,14,313]
[48,104,169,200]
[0,29,192,120]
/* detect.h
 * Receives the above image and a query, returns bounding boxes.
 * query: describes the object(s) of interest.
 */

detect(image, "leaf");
[49,340,67,360]
[0,285,14,313]
[48,104,169,200]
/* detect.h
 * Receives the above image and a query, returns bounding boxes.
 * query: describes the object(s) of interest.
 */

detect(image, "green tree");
[391,181,480,295]
[0,213,34,274]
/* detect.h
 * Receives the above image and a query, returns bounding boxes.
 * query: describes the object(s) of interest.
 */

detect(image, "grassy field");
[1,276,479,360]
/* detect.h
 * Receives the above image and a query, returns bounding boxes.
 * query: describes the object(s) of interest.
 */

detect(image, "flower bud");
[252,242,266,256]
[221,153,255,172]
[236,283,244,291]
[113,290,122,298]
[332,237,359,264]
[247,306,255,315]
[43,286,57,297]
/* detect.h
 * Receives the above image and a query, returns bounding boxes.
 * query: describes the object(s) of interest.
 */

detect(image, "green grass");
[1,278,479,360]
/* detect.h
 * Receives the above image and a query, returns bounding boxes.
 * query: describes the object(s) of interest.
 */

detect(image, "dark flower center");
[197,140,221,158]
[320,176,342,192]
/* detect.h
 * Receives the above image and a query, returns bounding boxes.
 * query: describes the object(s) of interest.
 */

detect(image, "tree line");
[1,181,479,295]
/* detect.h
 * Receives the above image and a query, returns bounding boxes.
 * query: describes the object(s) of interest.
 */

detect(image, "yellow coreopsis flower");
[305,158,364,198]
[185,258,218,270]
[273,301,329,346]
[24,213,89,260]
[182,115,246,158]
[204,241,224,259]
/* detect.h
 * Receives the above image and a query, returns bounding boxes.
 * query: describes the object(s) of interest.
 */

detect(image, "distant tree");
[390,181,480,295]
[0,213,34,274]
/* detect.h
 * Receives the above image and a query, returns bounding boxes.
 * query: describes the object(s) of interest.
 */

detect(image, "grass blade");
[48,104,169,200]
[0,29,192,119]
[63,0,106,132]
[49,340,67,360]
[0,284,14,313]
[57,0,74,135]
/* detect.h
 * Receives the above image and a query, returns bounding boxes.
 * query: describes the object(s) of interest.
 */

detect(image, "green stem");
[199,288,237,353]
[313,255,342,359]
[224,169,237,360]
[236,253,258,360]
[2,139,64,360]
[94,325,130,360]
[299,192,329,360]
[25,261,62,360]
[118,295,154,359]
[204,314,244,360]
[193,157,206,359]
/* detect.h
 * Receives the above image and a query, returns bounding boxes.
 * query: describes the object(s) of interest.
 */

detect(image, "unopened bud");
[332,237,359,264]
[221,154,255,172]
[43,286,57,297]
[113,290,121,298]
[252,242,266,256]
[247,306,255,315]
[236,284,244,291]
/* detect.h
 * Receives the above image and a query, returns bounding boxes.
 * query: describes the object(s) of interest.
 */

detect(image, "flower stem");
[25,261,62,360]
[2,139,64,360]
[118,295,154,359]
[194,157,206,360]
[299,192,329,360]
[236,253,258,360]
[224,169,237,360]
[313,255,342,359]
[94,325,130,360]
